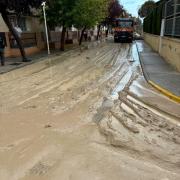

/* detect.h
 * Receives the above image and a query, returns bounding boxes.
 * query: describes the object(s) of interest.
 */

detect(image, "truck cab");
[113,18,134,43]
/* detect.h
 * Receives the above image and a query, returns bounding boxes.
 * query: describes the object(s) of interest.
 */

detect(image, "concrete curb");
[135,41,180,104]
[135,42,150,81]
[148,80,180,103]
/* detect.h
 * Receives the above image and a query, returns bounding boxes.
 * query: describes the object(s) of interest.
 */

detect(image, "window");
[17,17,27,31]
[9,16,17,27]
[8,15,27,32]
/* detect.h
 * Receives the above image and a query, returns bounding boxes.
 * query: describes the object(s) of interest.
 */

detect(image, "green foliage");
[156,3,163,35]
[73,0,107,29]
[45,0,108,30]
[45,0,77,29]
[138,0,156,18]
[44,0,109,47]
[152,8,157,34]
[143,2,163,35]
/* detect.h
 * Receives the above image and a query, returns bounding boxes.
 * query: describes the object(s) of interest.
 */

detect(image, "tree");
[108,0,123,19]
[105,0,123,37]
[45,0,77,51]
[138,0,156,18]
[0,0,42,61]
[73,0,107,45]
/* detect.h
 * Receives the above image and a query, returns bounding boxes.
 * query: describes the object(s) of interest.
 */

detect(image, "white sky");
[120,0,158,17]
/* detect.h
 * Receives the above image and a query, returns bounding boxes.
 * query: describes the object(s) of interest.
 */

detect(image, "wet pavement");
[0,39,180,180]
[136,40,180,98]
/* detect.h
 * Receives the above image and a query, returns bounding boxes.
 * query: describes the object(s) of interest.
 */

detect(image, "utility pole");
[42,1,50,55]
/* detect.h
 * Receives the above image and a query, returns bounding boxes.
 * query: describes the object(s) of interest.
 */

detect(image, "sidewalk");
[0,50,62,74]
[136,40,180,103]
[0,39,106,74]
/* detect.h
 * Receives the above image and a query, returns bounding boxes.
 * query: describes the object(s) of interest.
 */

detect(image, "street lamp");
[42,1,50,55]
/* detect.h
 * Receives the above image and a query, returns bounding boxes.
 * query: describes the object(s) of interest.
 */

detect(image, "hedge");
[143,2,163,35]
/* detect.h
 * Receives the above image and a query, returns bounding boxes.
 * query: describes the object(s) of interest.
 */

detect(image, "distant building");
[0,14,44,34]
[0,14,45,58]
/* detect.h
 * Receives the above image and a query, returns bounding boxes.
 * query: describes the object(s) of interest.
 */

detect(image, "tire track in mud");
[94,42,180,175]
[1,42,132,110]
[95,47,119,66]
[1,40,180,179]
[0,43,111,107]
[18,44,130,111]
[16,42,130,110]
[0,43,104,86]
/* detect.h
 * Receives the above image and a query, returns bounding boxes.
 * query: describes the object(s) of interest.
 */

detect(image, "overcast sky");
[120,0,158,17]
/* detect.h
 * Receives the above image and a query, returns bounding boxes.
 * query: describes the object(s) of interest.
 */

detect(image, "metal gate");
[164,0,180,37]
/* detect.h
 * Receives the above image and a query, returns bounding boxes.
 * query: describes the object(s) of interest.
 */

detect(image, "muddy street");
[0,40,180,180]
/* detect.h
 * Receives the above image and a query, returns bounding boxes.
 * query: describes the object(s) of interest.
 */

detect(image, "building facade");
[0,14,45,58]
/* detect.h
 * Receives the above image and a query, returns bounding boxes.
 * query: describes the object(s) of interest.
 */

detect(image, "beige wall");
[26,17,43,32]
[0,15,9,32]
[0,15,43,33]
[144,33,180,72]
[4,32,45,58]
[5,46,41,57]
[0,15,45,58]
[143,33,160,52]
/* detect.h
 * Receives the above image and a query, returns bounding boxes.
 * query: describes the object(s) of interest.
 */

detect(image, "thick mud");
[0,39,180,180]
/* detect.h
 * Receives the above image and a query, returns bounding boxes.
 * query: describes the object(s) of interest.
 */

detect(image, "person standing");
[0,33,6,66]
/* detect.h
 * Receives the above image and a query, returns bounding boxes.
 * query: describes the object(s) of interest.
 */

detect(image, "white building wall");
[0,14,9,32]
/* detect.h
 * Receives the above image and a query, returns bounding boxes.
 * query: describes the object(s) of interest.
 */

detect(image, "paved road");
[0,40,180,180]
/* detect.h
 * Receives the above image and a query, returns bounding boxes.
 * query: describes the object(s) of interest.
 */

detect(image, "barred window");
[176,0,180,14]
[164,0,180,37]
[18,17,27,31]
[166,0,174,17]
[8,15,27,32]
[175,17,180,36]
[165,18,173,35]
